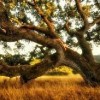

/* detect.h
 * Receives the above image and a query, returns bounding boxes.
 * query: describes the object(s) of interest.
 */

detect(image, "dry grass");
[0,75,100,100]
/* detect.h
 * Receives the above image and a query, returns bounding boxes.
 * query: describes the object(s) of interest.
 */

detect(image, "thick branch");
[0,56,55,79]
[65,22,95,65]
[65,18,96,64]
[0,23,68,67]
[0,0,67,55]
[20,25,54,37]
[0,22,59,49]
[0,53,80,82]
[0,48,99,85]
[0,52,85,82]
[65,48,100,85]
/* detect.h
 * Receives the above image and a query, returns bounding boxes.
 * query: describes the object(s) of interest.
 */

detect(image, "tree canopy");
[0,0,100,85]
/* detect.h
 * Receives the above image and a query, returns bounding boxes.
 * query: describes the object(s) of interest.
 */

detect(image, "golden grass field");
[0,74,100,100]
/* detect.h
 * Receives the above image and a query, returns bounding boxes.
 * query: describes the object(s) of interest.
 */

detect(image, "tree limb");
[65,21,75,36]
[20,25,54,37]
[75,0,89,32]
[0,52,79,82]
[0,48,99,85]
[0,21,59,49]
[89,17,100,27]
[27,1,59,38]
[65,20,95,64]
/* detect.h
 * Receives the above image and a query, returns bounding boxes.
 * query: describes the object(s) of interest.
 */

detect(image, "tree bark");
[76,35,95,65]
[0,0,100,86]
[0,47,100,85]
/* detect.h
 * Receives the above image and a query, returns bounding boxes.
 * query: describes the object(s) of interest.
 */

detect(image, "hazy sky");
[0,41,100,56]
[73,43,100,55]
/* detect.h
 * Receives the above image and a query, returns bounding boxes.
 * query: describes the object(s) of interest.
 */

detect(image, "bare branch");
[75,0,89,30]
[27,1,59,38]
[89,16,100,27]
[65,21,76,36]
[0,26,58,48]
[0,48,98,84]
[0,53,78,83]
[0,55,55,79]
[78,16,100,33]
[65,20,82,36]
[66,1,99,34]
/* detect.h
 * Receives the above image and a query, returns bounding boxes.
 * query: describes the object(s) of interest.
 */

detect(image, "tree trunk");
[0,45,100,86]
[76,35,95,65]
[20,47,100,85]
[65,49,100,84]
[0,1,100,86]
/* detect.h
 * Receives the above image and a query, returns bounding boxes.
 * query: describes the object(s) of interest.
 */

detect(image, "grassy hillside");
[0,75,100,100]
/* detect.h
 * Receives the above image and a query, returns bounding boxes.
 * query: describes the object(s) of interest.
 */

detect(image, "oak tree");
[0,0,100,85]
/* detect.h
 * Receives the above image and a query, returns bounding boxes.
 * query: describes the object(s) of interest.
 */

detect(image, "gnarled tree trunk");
[0,0,100,86]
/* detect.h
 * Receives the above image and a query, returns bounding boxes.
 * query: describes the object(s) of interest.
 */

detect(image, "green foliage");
[2,54,28,66]
[46,66,74,76]
[30,58,41,65]
[29,58,74,76]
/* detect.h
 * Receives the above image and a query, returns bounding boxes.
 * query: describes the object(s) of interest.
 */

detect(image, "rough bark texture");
[0,0,100,86]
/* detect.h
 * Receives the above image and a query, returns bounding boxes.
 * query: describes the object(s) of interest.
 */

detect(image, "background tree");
[0,0,100,85]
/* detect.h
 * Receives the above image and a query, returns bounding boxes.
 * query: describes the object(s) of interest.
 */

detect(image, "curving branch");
[0,55,56,83]
[0,26,58,48]
[27,1,59,38]
[0,48,99,85]
[65,21,75,36]
[75,0,89,32]
[0,22,68,68]
[65,19,95,65]
[75,0,100,33]
[20,25,54,38]
[0,1,68,70]
[0,52,78,82]
[0,0,99,85]
[0,0,67,55]
[89,16,100,27]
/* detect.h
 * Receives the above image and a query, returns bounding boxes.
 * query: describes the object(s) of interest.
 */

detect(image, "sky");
[97,0,100,3]
[0,41,35,55]
[0,41,100,56]
[72,43,100,55]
